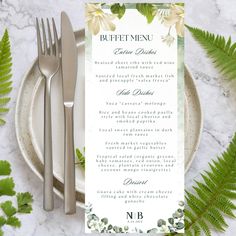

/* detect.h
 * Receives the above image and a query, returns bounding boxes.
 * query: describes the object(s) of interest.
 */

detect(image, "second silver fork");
[36,18,60,211]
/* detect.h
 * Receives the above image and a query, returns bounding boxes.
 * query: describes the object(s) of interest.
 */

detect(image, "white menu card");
[85,3,184,234]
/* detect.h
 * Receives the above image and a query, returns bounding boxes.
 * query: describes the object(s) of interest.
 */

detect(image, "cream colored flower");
[163,4,184,37]
[86,3,117,35]
[162,34,175,46]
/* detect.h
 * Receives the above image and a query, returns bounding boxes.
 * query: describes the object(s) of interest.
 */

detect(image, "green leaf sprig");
[0,160,33,235]
[76,148,85,170]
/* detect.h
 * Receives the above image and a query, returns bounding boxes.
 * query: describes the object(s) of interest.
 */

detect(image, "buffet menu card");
[85,3,184,234]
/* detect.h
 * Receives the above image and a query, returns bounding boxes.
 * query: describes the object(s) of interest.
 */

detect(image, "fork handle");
[43,77,54,211]
[64,103,76,214]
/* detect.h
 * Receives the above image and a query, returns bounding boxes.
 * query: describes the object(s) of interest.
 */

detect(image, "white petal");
[88,17,100,35]
[175,18,184,37]
[164,12,179,26]
[86,3,100,13]
[106,13,117,20]
[100,15,116,31]
[173,4,184,15]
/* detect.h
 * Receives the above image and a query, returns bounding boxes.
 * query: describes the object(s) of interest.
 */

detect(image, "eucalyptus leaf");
[176,222,184,230]
[101,217,108,225]
[147,228,158,233]
[168,218,174,225]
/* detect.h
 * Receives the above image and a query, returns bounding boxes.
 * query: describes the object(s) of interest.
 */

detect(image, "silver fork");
[36,18,60,211]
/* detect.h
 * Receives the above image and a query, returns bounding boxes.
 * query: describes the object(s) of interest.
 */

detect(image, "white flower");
[86,3,117,35]
[163,4,184,37]
[162,34,175,46]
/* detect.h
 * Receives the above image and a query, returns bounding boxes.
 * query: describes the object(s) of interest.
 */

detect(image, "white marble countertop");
[0,0,236,235]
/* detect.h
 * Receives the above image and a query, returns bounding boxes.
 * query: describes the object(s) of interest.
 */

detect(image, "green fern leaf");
[0,30,12,125]
[74,130,236,236]
[183,134,236,235]
[186,25,236,80]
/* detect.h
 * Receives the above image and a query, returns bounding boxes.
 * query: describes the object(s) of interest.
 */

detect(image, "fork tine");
[41,18,47,55]
[36,18,42,55]
[52,18,59,57]
[47,18,53,55]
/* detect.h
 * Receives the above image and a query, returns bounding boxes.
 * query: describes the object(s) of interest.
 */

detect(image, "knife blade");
[61,12,77,103]
[61,11,77,214]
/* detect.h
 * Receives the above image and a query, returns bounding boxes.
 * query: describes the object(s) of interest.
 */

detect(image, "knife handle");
[43,77,54,211]
[64,103,76,214]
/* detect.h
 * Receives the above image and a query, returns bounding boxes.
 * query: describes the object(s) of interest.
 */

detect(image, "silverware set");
[36,12,77,214]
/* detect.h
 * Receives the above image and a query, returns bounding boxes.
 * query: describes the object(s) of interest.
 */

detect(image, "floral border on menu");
[85,201,184,233]
[85,3,184,46]
[85,3,185,234]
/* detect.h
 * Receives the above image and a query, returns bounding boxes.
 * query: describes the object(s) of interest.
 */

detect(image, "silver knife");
[61,11,77,214]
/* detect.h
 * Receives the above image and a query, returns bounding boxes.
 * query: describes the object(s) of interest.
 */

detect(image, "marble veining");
[0,0,236,235]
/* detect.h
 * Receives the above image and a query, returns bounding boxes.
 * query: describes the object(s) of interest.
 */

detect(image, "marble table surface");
[0,0,236,235]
